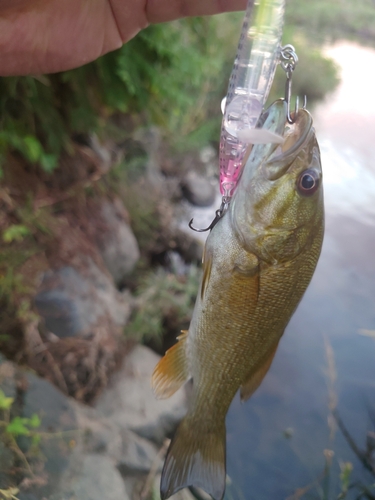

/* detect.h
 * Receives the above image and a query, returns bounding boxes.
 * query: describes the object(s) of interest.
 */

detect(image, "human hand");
[0,0,247,76]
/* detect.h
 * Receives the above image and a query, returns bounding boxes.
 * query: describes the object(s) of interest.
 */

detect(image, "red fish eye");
[297,169,320,196]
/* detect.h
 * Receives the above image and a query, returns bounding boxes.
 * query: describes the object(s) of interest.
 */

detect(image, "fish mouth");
[257,101,315,181]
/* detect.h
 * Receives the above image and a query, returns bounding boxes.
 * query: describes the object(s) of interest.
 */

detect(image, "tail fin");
[160,416,226,500]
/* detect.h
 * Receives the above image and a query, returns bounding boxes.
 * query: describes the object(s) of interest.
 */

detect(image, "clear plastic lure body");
[219,0,285,197]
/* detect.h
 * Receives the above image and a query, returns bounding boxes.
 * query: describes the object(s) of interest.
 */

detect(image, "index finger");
[111,0,248,42]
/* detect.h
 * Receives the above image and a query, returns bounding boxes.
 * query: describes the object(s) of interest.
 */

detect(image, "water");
[183,41,375,499]
[223,42,375,500]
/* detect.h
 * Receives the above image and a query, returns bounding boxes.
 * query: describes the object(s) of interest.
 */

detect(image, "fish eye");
[297,169,320,196]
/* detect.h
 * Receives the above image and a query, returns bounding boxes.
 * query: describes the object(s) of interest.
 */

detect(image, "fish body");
[152,100,324,500]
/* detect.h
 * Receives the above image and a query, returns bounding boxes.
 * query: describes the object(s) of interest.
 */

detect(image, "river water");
[186,41,375,499]
[223,41,375,500]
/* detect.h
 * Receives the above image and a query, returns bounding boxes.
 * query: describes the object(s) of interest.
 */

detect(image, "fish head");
[231,99,324,263]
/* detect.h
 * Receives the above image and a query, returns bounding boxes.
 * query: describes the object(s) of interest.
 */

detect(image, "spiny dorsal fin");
[240,342,279,401]
[152,330,189,399]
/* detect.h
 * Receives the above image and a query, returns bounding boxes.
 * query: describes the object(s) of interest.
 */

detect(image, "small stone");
[97,201,140,285]
[181,171,217,207]
[199,145,216,164]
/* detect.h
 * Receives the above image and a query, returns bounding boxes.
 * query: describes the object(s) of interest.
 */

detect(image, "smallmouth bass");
[152,100,324,500]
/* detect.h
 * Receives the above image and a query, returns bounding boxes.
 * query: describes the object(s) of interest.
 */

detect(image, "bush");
[0,15,243,174]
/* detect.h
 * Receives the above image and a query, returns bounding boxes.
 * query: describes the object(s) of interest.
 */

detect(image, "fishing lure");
[219,0,286,199]
[189,0,300,233]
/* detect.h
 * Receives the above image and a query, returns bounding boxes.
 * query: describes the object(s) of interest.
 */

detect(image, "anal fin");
[240,342,279,402]
[152,331,189,399]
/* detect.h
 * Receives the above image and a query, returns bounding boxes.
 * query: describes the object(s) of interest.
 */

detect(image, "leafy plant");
[5,414,41,438]
[126,265,201,343]
[267,29,340,107]
[0,390,13,411]
[2,225,31,244]
[0,387,43,481]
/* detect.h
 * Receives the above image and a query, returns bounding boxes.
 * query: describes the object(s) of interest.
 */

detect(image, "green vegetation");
[0,15,242,175]
[0,389,42,491]
[0,5,345,177]
[286,0,375,43]
[268,29,340,106]
[126,265,201,344]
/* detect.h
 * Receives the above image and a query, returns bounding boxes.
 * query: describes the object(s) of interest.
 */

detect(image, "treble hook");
[189,196,231,233]
[280,44,301,124]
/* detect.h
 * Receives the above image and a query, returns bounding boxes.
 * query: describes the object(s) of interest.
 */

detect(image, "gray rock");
[0,356,17,400]
[57,454,130,500]
[18,494,39,500]
[88,134,112,169]
[199,145,216,164]
[95,345,187,443]
[0,361,19,489]
[23,371,77,432]
[75,410,161,475]
[116,429,162,476]
[21,371,81,488]
[34,260,131,338]
[97,201,140,285]
[181,171,216,207]
[0,441,14,489]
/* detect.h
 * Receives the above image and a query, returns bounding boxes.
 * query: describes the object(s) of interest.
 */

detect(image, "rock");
[0,355,17,400]
[199,145,216,165]
[23,371,77,432]
[0,355,168,500]
[173,230,204,263]
[95,345,187,444]
[97,201,140,286]
[0,441,14,489]
[116,429,162,476]
[76,411,161,476]
[181,171,216,207]
[88,134,112,169]
[55,454,130,500]
[34,260,131,339]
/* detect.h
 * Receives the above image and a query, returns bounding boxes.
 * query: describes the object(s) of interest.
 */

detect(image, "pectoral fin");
[240,342,279,402]
[152,331,189,399]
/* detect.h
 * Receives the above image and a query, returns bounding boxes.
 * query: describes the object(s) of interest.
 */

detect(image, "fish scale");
[152,100,324,500]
